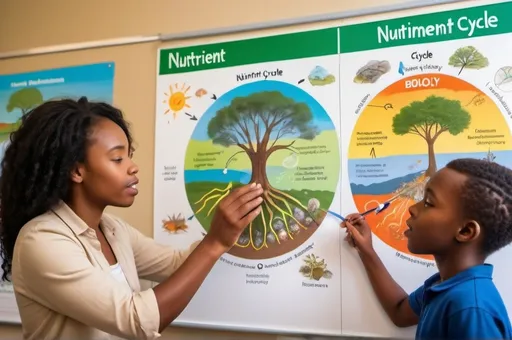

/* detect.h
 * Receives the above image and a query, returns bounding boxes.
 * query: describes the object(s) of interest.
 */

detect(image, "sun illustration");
[163,83,191,119]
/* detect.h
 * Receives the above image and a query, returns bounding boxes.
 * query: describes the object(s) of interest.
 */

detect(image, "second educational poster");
[339,1,512,338]
[0,62,115,323]
[154,28,343,335]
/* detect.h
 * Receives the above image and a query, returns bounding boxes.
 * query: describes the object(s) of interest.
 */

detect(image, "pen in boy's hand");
[326,210,346,221]
[344,214,367,247]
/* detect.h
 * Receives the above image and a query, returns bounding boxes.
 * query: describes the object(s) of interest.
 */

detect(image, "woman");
[0,97,263,340]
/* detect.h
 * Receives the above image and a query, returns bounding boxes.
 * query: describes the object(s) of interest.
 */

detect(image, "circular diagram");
[348,73,512,261]
[184,80,340,260]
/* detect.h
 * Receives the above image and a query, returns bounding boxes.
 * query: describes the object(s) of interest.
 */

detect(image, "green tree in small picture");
[6,87,44,117]
[448,46,489,76]
[392,95,471,177]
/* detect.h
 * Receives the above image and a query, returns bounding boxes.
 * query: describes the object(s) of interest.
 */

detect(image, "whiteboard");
[152,0,512,337]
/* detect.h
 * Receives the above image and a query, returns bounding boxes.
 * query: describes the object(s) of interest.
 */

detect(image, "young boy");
[342,158,512,339]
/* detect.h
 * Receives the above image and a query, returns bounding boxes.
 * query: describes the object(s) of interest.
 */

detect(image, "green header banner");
[158,28,338,75]
[339,2,512,53]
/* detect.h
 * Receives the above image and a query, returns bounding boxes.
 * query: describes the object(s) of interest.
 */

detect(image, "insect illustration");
[162,213,189,234]
[299,254,333,281]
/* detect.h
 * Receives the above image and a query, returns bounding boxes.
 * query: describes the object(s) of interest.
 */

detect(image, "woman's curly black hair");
[447,158,512,256]
[0,97,133,281]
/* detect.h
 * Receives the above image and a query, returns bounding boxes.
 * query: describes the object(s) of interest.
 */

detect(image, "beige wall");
[0,0,460,338]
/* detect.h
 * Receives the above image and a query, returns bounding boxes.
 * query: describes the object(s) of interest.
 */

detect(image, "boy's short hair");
[446,158,512,256]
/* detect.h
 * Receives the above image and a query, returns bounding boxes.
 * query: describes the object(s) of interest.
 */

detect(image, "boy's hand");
[341,213,374,256]
[340,214,418,329]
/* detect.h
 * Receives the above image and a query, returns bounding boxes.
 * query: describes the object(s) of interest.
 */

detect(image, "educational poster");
[339,1,512,338]
[154,28,343,335]
[0,62,115,323]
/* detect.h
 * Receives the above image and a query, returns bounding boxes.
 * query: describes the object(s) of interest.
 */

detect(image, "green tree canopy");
[6,87,44,115]
[392,95,470,138]
[207,91,318,153]
[448,46,489,75]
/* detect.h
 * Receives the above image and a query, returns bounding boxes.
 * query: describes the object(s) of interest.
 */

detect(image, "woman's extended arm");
[150,183,263,331]
[14,183,263,339]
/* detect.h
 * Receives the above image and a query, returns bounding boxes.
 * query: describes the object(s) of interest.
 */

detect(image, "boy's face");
[405,168,468,255]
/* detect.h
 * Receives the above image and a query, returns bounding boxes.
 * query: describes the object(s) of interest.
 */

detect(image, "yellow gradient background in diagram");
[349,73,512,261]
[348,73,512,160]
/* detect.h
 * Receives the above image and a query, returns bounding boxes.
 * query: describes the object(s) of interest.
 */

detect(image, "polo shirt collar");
[425,264,493,293]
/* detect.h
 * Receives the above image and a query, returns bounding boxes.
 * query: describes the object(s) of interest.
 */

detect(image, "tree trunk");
[425,140,437,178]
[249,150,271,190]
[458,63,466,76]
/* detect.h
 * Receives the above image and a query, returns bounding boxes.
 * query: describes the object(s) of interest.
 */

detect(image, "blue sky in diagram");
[190,79,336,141]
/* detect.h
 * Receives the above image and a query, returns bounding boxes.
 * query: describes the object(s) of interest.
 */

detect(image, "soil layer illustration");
[348,73,512,261]
[184,80,340,260]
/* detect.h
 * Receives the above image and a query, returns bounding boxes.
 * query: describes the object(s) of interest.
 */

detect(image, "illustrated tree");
[392,95,471,178]
[6,87,44,117]
[197,91,321,250]
[448,46,489,76]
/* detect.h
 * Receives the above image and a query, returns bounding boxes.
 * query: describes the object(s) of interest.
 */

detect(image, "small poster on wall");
[0,62,115,323]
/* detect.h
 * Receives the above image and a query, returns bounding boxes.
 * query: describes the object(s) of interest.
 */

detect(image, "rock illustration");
[353,60,391,83]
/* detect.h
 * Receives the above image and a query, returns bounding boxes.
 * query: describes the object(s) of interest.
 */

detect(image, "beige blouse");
[11,201,199,340]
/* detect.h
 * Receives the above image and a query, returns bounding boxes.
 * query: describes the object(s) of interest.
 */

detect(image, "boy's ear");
[456,220,481,243]
[70,163,85,184]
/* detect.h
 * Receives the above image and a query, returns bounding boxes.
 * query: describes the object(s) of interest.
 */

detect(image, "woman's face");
[72,118,139,209]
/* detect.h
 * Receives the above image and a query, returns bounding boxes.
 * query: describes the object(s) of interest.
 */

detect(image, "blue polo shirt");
[408,264,512,339]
